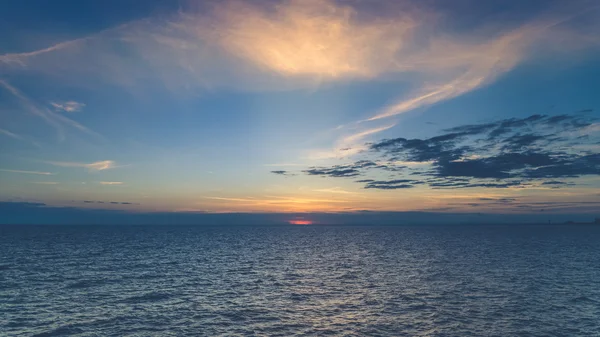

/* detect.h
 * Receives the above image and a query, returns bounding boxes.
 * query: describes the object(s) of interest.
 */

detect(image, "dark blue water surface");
[1,224,599,336]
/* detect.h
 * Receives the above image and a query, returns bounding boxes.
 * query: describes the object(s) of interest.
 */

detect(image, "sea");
[1,224,599,336]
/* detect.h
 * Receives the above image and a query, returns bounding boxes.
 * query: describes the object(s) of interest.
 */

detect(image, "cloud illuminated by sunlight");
[202,0,417,79]
[99,181,124,185]
[202,195,353,212]
[1,0,597,101]
[50,101,86,113]
[47,160,117,171]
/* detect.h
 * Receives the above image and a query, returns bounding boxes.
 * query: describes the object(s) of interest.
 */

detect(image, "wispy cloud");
[313,187,356,194]
[99,181,124,185]
[0,128,24,140]
[46,160,117,171]
[0,169,54,175]
[366,4,600,121]
[307,123,396,160]
[0,128,41,148]
[0,0,598,157]
[50,101,86,113]
[341,124,396,145]
[0,35,91,66]
[0,80,101,141]
[30,181,58,185]
[1,0,596,96]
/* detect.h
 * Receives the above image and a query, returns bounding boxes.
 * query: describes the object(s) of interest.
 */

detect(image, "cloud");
[293,113,600,190]
[46,160,117,171]
[307,123,398,160]
[302,160,379,178]
[30,182,59,185]
[50,101,86,113]
[364,179,417,190]
[312,187,355,194]
[304,167,361,178]
[270,170,296,176]
[0,169,54,175]
[366,3,600,121]
[81,200,136,205]
[99,181,124,185]
[1,0,597,98]
[198,0,418,79]
[0,128,23,140]
[0,80,101,141]
[0,34,92,66]
[0,128,41,147]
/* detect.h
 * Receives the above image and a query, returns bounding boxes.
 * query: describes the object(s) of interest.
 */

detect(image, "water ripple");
[1,225,599,336]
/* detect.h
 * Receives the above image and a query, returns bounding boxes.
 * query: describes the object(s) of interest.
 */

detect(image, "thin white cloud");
[0,80,101,141]
[367,29,533,121]
[0,36,90,66]
[30,181,59,185]
[0,128,23,140]
[99,181,124,185]
[313,187,356,194]
[0,169,54,175]
[0,129,43,149]
[341,124,396,145]
[50,101,86,113]
[307,123,395,160]
[46,160,117,171]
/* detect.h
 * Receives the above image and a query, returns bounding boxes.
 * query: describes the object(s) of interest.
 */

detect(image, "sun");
[288,217,314,225]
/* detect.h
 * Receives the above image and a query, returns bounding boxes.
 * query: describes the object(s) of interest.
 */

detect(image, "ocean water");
[1,225,599,336]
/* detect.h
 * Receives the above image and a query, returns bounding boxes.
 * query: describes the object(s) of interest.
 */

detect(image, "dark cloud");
[541,181,567,186]
[304,167,361,178]
[303,160,380,178]
[500,133,547,151]
[271,170,297,176]
[81,200,137,205]
[435,152,559,179]
[295,113,600,190]
[371,135,468,162]
[479,197,517,203]
[364,179,418,190]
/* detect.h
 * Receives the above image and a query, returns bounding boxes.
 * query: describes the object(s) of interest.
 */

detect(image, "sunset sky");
[1,0,600,221]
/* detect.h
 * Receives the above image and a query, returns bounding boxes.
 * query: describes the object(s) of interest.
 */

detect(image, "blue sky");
[1,0,600,222]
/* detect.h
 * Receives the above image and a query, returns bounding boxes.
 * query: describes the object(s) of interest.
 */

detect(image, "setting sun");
[288,218,314,225]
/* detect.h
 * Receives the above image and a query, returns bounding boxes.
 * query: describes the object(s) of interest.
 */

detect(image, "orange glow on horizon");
[288,219,314,225]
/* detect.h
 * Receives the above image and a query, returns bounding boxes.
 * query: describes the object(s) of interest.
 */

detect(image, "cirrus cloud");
[46,160,118,171]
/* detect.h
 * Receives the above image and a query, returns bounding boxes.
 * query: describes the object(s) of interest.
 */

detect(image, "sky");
[1,0,600,224]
